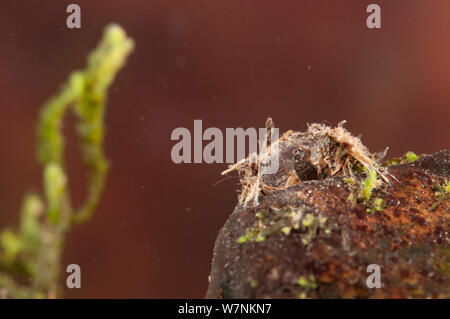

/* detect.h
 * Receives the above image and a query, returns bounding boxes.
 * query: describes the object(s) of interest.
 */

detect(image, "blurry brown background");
[0,0,449,298]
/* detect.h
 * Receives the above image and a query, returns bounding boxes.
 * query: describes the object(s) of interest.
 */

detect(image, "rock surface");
[206,150,450,298]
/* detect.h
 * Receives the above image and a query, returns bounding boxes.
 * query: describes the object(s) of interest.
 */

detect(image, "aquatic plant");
[0,24,134,298]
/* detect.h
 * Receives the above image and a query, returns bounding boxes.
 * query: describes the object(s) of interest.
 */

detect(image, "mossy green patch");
[430,179,449,211]
[363,170,377,201]
[405,151,418,162]
[248,277,258,288]
[384,151,420,166]
[238,206,327,246]
[297,274,317,290]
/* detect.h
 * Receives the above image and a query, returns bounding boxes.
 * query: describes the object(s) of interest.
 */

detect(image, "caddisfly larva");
[222,119,394,207]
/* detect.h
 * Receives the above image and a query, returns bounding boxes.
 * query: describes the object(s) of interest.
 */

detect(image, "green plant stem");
[0,24,134,298]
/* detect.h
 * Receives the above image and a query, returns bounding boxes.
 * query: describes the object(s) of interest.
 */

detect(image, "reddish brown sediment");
[206,150,449,298]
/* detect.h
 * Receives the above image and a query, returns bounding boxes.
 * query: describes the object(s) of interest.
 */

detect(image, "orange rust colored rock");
[206,150,450,298]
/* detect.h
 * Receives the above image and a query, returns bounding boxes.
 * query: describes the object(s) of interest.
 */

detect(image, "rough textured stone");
[206,150,450,298]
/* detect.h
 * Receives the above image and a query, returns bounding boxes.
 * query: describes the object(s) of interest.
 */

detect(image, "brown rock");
[206,150,450,298]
